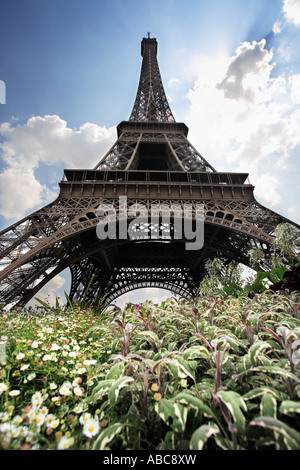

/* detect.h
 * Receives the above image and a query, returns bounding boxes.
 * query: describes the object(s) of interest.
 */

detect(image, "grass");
[0,291,300,450]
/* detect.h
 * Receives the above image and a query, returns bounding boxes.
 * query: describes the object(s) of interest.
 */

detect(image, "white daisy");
[79,412,91,425]
[0,383,8,393]
[35,413,45,427]
[16,353,25,360]
[31,391,43,408]
[59,382,72,396]
[46,414,60,429]
[83,417,100,438]
[73,386,83,396]
[9,390,20,397]
[27,373,36,381]
[58,436,74,450]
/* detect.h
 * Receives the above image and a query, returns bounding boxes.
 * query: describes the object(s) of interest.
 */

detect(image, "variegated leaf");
[260,393,277,418]
[175,391,215,417]
[217,390,247,432]
[154,398,188,433]
[249,341,271,366]
[249,417,300,450]
[109,376,134,406]
[91,422,124,450]
[89,379,114,404]
[189,423,220,450]
[279,400,300,415]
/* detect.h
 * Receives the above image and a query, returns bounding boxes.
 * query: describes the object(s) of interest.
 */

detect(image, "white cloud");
[216,39,274,102]
[289,74,300,102]
[168,77,180,87]
[273,21,282,34]
[27,274,66,307]
[283,0,300,25]
[0,115,116,221]
[184,38,300,208]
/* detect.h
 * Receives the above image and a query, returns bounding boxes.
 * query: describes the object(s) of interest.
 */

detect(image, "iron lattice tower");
[0,36,299,307]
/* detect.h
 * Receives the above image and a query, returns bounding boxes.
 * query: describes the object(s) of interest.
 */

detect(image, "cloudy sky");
[0,0,300,307]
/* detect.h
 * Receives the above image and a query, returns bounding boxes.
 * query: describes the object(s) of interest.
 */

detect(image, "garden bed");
[0,291,300,450]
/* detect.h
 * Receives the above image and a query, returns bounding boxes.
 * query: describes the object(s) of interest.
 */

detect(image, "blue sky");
[0,0,300,307]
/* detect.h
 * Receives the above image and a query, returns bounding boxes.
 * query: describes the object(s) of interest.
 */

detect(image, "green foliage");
[1,290,299,450]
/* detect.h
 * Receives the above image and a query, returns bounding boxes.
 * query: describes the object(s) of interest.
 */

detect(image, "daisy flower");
[46,414,59,429]
[27,373,36,381]
[83,359,97,366]
[31,391,43,408]
[43,354,52,362]
[10,425,21,438]
[35,413,45,427]
[58,436,74,450]
[83,417,99,438]
[0,383,8,394]
[12,415,23,425]
[73,403,87,414]
[20,364,30,371]
[73,386,83,397]
[16,353,25,360]
[79,412,91,425]
[59,382,72,396]
[39,406,49,416]
[9,390,20,397]
[72,377,82,387]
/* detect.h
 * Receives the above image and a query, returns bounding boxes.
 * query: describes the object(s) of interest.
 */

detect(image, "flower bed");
[0,292,300,450]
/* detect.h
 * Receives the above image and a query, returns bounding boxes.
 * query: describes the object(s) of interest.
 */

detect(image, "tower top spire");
[130,37,174,122]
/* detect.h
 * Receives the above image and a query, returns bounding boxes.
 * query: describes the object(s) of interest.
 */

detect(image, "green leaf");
[109,376,134,406]
[243,387,279,401]
[154,398,188,433]
[106,362,125,380]
[249,417,300,450]
[64,290,74,312]
[34,297,52,310]
[91,422,124,450]
[249,341,271,366]
[136,330,160,345]
[189,423,220,450]
[217,390,247,432]
[212,334,240,351]
[182,345,210,361]
[260,393,277,418]
[268,267,286,283]
[279,400,300,415]
[254,365,299,382]
[164,357,195,382]
[175,392,215,418]
[89,379,114,404]
[80,274,95,308]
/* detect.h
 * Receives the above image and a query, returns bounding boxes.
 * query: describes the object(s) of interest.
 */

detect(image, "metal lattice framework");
[0,36,299,307]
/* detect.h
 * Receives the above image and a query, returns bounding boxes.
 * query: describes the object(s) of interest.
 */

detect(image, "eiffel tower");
[0,35,299,308]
